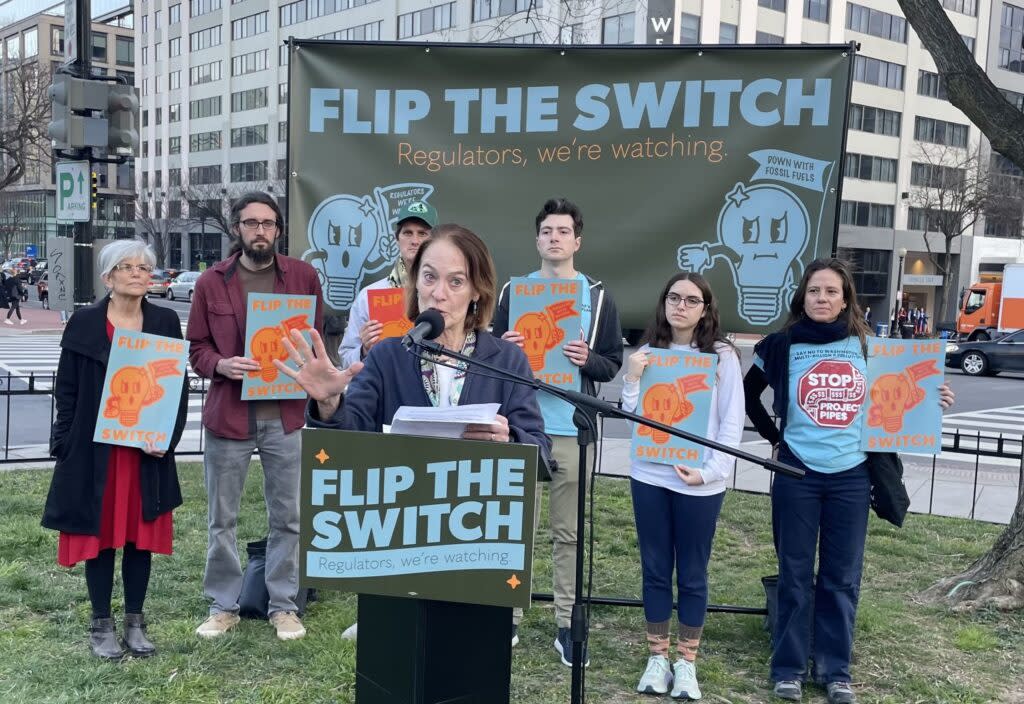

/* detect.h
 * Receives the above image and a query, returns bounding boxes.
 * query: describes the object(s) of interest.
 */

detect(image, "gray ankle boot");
[89,617,124,660]
[122,613,156,657]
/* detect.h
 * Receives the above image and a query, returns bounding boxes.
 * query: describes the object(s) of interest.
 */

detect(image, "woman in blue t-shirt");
[744,259,953,704]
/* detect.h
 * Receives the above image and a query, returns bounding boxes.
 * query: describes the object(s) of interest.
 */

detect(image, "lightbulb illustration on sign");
[638,375,710,444]
[867,360,940,433]
[513,300,579,371]
[249,314,313,382]
[678,182,809,325]
[103,359,181,427]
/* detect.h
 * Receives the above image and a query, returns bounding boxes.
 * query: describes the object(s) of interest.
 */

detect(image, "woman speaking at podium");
[276,221,550,461]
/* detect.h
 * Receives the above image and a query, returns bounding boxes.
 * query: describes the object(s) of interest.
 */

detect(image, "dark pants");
[631,479,725,627]
[770,448,870,684]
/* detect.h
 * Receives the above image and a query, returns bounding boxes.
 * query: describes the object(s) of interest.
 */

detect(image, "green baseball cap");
[395,200,438,230]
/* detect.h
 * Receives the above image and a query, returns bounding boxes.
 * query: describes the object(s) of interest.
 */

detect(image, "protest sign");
[94,329,189,451]
[862,336,945,453]
[367,287,413,339]
[300,429,537,609]
[631,348,717,468]
[242,293,316,400]
[508,276,582,389]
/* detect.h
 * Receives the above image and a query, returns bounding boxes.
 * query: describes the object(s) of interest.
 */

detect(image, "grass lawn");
[1,463,1023,703]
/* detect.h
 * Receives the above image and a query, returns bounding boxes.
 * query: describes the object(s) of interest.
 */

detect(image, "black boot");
[89,617,124,660]
[122,613,156,657]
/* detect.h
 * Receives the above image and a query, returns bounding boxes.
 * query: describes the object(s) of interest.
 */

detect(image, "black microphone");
[402,308,445,348]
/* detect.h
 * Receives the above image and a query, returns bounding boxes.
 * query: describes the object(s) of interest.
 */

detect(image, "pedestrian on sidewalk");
[3,269,27,325]
[41,240,188,660]
[621,272,744,700]
[743,258,956,704]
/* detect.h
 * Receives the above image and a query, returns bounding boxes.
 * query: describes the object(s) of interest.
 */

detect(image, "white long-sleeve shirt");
[621,341,745,496]
[337,277,394,368]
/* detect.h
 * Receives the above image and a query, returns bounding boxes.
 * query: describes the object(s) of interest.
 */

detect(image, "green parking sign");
[56,160,90,222]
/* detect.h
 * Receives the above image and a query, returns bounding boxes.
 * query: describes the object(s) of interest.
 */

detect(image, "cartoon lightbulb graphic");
[717,183,810,324]
[306,195,382,310]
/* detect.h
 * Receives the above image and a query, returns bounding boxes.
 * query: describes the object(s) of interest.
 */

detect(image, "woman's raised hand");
[273,328,363,402]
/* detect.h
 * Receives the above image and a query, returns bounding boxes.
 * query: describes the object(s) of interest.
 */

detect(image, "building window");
[917,70,947,100]
[840,201,894,228]
[231,87,268,112]
[117,70,134,83]
[914,116,968,147]
[231,124,268,147]
[398,2,457,39]
[279,0,383,28]
[168,200,182,219]
[1000,3,1024,74]
[844,153,897,182]
[317,21,383,41]
[985,213,1023,237]
[155,10,162,28]
[473,0,540,22]
[278,159,288,180]
[190,0,222,17]
[169,168,181,186]
[189,165,222,184]
[141,15,148,33]
[279,82,288,104]
[169,104,181,122]
[189,95,222,119]
[280,44,289,66]
[231,160,268,182]
[908,207,958,232]
[155,139,163,157]
[189,60,222,85]
[169,37,181,57]
[169,136,181,154]
[758,0,786,11]
[190,130,222,152]
[51,27,64,56]
[853,55,904,90]
[142,109,149,127]
[719,22,737,43]
[92,32,107,62]
[117,162,135,189]
[1002,88,1024,112]
[232,49,269,76]
[142,141,149,158]
[846,3,907,43]
[679,13,700,44]
[279,121,288,141]
[156,107,163,125]
[911,162,966,189]
[190,26,222,52]
[170,4,181,23]
[848,103,901,136]
[232,11,268,40]
[755,31,783,44]
[116,36,133,66]
[804,0,829,22]
[961,34,975,53]
[601,12,634,44]
[943,0,976,17]
[156,75,163,93]
[141,46,148,65]
[169,71,180,90]
[142,78,149,96]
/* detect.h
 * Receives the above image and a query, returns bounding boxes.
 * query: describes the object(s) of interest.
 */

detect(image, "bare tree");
[135,189,171,268]
[898,0,1024,613]
[0,61,52,193]
[0,200,26,259]
[905,144,1014,325]
[455,0,603,44]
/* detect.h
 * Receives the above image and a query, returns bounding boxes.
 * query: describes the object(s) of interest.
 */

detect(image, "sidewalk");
[0,306,65,335]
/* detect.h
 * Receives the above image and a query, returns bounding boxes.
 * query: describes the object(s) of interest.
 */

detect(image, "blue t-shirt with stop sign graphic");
[754,337,868,473]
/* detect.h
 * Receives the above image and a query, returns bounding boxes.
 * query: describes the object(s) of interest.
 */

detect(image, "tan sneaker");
[270,611,306,641]
[195,612,240,638]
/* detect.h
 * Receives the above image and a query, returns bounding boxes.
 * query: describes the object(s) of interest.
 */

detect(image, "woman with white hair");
[42,240,188,660]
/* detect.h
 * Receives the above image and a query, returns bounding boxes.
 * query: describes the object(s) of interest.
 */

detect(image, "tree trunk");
[921,489,1024,611]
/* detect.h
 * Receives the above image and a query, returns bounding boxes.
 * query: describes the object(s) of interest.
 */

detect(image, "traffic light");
[48,74,109,150]
[91,171,98,210]
[106,83,139,153]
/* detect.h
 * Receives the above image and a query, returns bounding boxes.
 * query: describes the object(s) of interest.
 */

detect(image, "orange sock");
[646,620,670,657]
[677,624,703,662]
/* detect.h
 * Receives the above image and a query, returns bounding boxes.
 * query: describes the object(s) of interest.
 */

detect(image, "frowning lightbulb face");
[717,182,810,324]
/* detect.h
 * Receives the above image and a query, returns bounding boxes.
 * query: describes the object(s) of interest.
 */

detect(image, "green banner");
[300,429,538,609]
[287,42,853,333]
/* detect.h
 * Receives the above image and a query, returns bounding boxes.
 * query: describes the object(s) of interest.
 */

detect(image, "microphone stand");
[405,337,803,704]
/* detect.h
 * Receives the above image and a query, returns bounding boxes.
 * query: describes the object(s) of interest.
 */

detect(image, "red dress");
[57,320,174,567]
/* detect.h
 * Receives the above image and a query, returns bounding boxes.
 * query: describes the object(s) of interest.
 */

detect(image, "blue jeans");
[631,479,725,627]
[770,447,870,684]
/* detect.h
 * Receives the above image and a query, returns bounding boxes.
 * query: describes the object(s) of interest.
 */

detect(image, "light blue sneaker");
[671,659,702,700]
[636,654,672,695]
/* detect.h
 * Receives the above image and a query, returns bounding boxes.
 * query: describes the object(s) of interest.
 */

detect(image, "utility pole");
[70,0,93,307]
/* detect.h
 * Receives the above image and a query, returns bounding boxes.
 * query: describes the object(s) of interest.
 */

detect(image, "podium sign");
[300,429,538,609]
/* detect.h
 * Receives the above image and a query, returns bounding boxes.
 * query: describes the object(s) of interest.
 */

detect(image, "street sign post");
[64,0,78,66]
[56,160,91,222]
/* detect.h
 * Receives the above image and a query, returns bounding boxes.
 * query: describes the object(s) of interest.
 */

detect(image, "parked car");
[167,271,199,301]
[945,330,1024,376]
[147,269,173,297]
[36,273,49,308]
[3,257,36,281]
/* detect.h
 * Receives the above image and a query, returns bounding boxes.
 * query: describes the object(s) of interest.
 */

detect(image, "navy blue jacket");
[306,331,552,462]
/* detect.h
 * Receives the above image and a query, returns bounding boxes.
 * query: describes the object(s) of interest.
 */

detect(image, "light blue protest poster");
[242,293,316,400]
[508,277,582,390]
[861,336,945,454]
[630,348,717,468]
[94,329,189,451]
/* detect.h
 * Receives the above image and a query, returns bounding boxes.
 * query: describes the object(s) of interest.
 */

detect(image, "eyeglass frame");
[112,263,155,274]
[665,292,706,309]
[238,218,281,232]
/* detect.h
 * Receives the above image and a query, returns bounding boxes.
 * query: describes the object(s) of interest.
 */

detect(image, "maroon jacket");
[187,252,324,440]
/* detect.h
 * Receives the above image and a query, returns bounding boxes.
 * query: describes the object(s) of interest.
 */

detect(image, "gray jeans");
[203,420,301,616]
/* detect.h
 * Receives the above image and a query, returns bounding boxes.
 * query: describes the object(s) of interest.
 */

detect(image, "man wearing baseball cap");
[337,200,437,367]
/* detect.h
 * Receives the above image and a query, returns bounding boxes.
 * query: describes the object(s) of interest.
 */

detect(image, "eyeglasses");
[665,293,705,309]
[113,263,154,274]
[239,219,279,232]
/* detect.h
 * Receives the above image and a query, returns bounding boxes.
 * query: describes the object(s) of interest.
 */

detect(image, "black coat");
[41,296,188,535]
